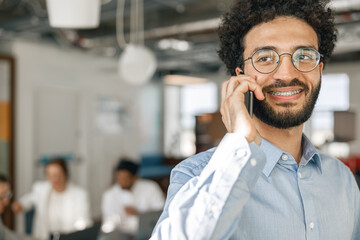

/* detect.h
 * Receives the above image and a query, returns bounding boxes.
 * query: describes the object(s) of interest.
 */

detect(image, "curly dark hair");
[218,0,337,76]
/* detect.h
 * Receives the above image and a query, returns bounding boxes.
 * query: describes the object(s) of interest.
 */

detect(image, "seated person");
[0,173,32,240]
[11,158,92,240]
[101,158,165,234]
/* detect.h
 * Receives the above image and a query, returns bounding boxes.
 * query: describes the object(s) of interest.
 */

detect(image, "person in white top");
[101,158,165,235]
[11,159,92,240]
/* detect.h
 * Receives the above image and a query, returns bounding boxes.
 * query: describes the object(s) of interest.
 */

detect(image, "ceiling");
[0,0,360,76]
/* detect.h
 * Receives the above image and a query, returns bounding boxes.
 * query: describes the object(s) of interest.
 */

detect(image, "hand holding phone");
[220,70,263,145]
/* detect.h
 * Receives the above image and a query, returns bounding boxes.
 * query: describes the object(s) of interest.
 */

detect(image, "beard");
[253,78,321,129]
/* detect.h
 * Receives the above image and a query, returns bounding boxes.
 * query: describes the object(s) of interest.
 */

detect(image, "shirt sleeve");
[101,190,113,223]
[18,183,39,211]
[151,133,266,240]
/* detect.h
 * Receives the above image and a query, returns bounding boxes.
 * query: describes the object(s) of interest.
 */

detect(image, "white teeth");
[269,89,302,96]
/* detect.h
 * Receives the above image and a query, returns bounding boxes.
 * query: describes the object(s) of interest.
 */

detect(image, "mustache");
[262,79,309,94]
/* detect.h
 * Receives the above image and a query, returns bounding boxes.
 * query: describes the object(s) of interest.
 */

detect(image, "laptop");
[136,210,162,240]
[98,230,134,240]
[55,223,101,240]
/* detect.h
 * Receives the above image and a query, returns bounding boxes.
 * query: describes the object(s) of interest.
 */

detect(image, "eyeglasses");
[243,47,323,74]
[0,191,12,201]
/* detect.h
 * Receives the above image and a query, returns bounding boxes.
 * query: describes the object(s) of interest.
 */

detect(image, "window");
[164,81,217,157]
[310,73,350,157]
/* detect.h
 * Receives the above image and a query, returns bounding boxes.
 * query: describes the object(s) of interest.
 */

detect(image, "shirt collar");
[302,134,322,174]
[260,138,284,177]
[260,134,322,178]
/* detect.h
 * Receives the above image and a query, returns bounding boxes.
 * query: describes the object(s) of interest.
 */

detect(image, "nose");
[272,53,300,81]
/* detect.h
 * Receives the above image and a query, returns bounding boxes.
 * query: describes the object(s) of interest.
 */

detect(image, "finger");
[226,76,240,97]
[221,81,234,132]
[253,87,265,100]
[226,75,257,97]
[246,75,264,100]
[221,80,229,107]
[231,80,264,100]
[231,80,258,99]
[248,75,264,100]
[220,101,234,132]
[220,92,235,132]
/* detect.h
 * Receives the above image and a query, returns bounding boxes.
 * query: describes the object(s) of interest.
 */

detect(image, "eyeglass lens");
[0,191,12,201]
[251,48,320,73]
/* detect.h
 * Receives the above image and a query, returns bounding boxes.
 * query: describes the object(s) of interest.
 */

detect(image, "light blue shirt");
[151,133,360,240]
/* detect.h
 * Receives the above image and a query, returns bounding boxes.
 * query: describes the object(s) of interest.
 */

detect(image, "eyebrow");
[250,45,318,55]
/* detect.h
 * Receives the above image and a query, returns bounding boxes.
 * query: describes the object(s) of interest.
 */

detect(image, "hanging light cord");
[116,0,144,48]
[138,0,144,45]
[116,0,127,48]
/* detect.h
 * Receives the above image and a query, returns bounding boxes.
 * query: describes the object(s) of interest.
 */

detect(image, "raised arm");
[151,133,266,240]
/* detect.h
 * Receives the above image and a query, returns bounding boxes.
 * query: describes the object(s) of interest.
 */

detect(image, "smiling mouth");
[268,89,302,97]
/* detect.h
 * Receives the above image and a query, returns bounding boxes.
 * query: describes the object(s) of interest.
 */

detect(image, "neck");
[254,116,303,164]
[54,184,66,193]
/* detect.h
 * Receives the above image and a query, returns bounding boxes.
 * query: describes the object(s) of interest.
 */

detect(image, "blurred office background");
[0,0,360,235]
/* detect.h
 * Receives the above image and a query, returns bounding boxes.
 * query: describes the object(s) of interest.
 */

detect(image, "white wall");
[1,39,148,229]
[324,61,360,154]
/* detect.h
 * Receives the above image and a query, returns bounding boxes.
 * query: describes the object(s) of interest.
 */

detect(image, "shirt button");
[281,155,288,161]
[250,158,257,166]
[297,172,302,179]
[235,149,247,158]
[309,222,315,229]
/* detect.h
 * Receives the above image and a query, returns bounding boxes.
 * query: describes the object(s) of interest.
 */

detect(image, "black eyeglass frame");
[243,47,323,74]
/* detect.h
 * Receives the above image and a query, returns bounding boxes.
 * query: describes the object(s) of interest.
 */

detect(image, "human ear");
[235,67,244,75]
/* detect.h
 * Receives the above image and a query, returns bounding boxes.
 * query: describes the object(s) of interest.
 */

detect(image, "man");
[0,173,32,240]
[151,0,360,239]
[101,159,165,235]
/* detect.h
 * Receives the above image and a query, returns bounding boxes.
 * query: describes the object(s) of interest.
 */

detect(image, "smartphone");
[238,71,254,118]
[244,91,253,118]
